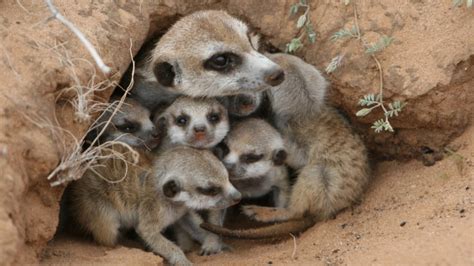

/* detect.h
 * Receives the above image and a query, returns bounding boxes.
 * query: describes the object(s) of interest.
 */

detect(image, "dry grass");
[7,39,139,187]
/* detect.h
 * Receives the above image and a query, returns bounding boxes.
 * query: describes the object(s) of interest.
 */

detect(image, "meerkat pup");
[157,96,229,150]
[143,10,284,98]
[86,97,163,150]
[69,146,241,265]
[201,53,370,239]
[215,118,290,206]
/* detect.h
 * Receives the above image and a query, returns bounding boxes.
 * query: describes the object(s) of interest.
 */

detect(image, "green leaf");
[453,0,463,7]
[296,15,307,28]
[290,4,299,15]
[308,31,317,43]
[300,0,307,5]
[366,35,394,54]
[287,38,303,53]
[330,26,358,41]
[325,54,344,74]
[356,108,373,117]
[358,94,379,107]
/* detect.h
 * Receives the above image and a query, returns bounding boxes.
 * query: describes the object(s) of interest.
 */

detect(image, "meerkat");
[215,118,290,206]
[69,146,241,265]
[141,10,285,98]
[201,53,370,239]
[85,97,163,150]
[156,96,229,150]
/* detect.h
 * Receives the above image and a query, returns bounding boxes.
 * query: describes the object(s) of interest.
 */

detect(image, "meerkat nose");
[231,190,242,204]
[238,95,254,106]
[151,126,160,138]
[193,125,206,133]
[264,68,285,86]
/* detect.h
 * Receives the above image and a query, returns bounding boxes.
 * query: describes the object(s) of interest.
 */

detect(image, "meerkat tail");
[200,217,315,239]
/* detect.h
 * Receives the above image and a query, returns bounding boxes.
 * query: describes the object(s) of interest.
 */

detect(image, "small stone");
[459,209,465,214]
[267,261,273,265]
[400,221,407,227]
[355,234,361,240]
[341,223,347,229]
[332,249,340,254]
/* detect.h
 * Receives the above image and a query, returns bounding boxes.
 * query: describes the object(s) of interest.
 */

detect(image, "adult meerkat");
[216,118,290,206]
[69,146,241,265]
[144,10,285,98]
[156,96,229,150]
[201,53,370,239]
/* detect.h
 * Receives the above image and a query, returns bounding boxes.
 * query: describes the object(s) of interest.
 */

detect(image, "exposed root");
[44,0,111,74]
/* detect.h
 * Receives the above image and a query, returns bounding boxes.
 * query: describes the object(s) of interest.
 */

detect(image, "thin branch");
[44,0,111,75]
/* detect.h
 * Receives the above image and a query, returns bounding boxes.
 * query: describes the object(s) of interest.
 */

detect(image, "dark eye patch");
[207,112,221,124]
[203,52,242,73]
[115,120,140,133]
[197,185,222,196]
[240,153,264,164]
[175,114,189,127]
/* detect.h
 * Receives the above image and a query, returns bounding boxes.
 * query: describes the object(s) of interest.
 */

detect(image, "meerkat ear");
[248,30,260,50]
[213,142,230,160]
[163,180,181,198]
[153,61,175,87]
[272,149,287,166]
[155,116,168,134]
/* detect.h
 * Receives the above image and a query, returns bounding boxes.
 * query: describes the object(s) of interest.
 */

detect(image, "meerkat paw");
[199,236,229,256]
[169,254,193,266]
[241,205,290,223]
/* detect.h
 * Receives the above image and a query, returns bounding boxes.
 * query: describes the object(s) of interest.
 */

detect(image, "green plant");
[286,0,317,53]
[327,2,405,133]
[453,0,473,8]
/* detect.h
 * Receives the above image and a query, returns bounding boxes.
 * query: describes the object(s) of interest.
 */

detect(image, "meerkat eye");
[207,112,221,124]
[197,186,222,196]
[175,115,189,127]
[240,153,264,164]
[116,121,139,133]
[204,52,241,72]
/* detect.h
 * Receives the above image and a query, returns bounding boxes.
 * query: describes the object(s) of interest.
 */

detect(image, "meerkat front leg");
[179,211,228,256]
[137,204,191,266]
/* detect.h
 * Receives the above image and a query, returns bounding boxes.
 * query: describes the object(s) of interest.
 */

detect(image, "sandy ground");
[42,127,474,265]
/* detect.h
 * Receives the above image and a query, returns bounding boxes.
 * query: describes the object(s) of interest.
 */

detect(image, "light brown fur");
[70,147,241,265]
[201,53,370,239]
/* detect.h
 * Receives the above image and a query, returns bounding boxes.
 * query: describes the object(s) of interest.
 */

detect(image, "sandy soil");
[41,126,474,265]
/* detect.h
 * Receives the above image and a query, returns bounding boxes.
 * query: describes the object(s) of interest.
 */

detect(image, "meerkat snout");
[158,96,229,149]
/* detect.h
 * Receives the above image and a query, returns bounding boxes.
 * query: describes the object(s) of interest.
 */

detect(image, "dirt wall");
[0,0,472,264]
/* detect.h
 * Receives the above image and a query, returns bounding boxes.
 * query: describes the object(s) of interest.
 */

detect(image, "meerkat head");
[224,92,263,117]
[265,53,328,118]
[92,97,162,150]
[147,10,285,97]
[159,96,229,149]
[215,118,287,180]
[153,146,242,210]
